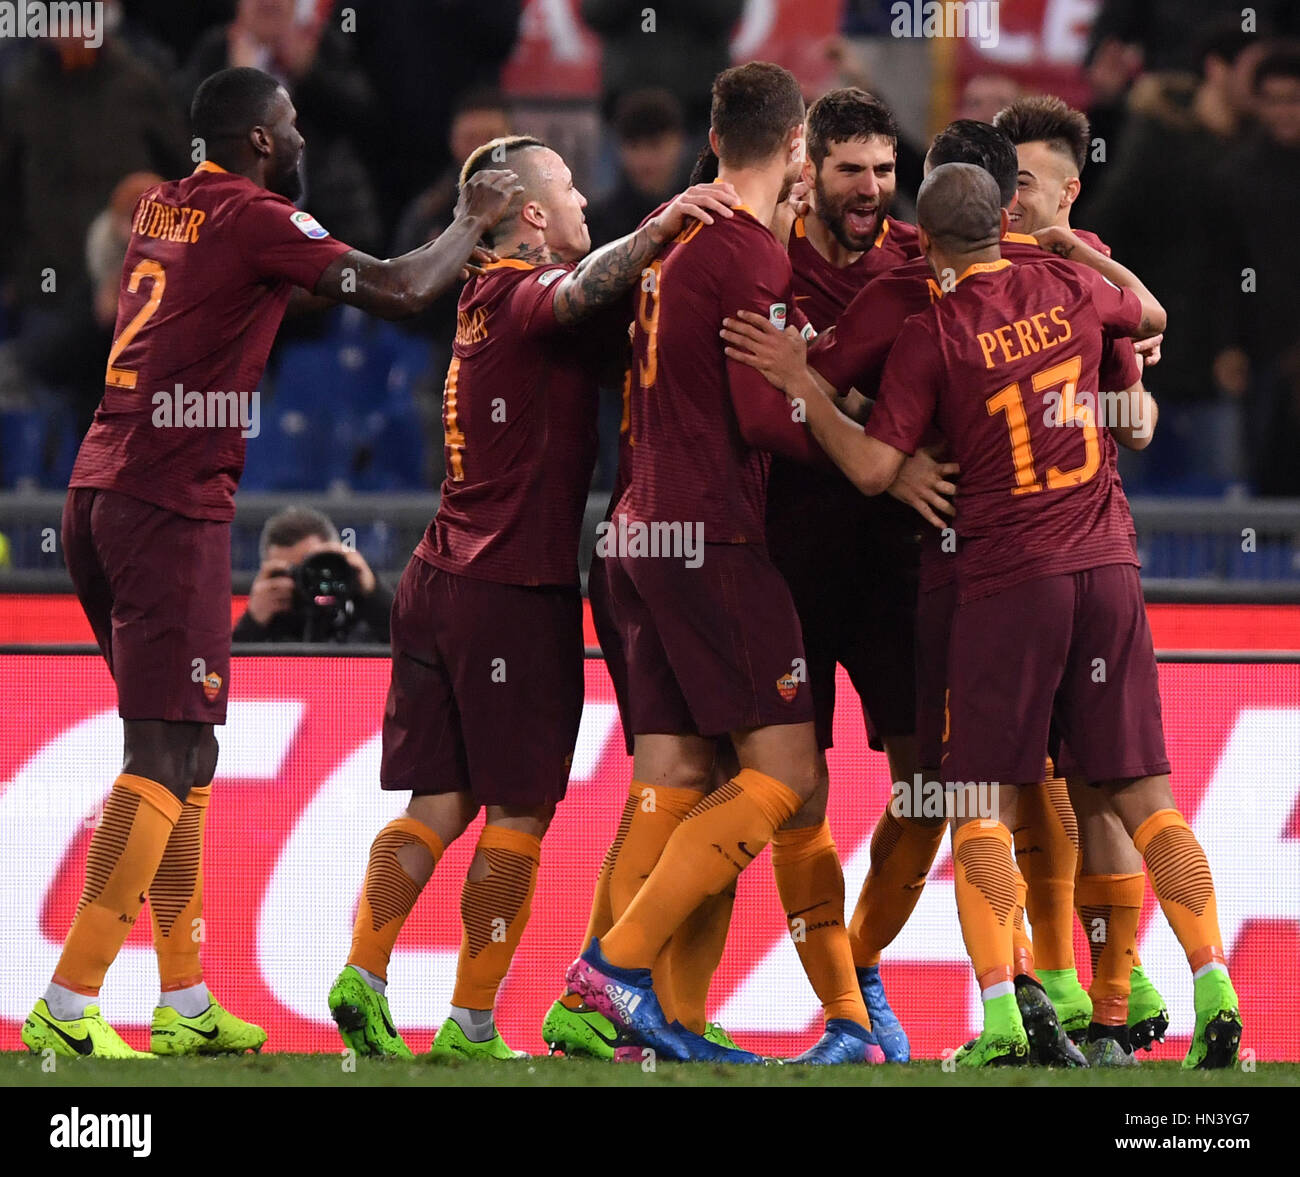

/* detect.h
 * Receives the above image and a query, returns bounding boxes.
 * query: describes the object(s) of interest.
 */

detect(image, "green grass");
[2,1053,1297,1087]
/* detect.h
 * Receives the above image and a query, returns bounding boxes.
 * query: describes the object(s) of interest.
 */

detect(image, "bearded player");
[327,138,740,1060]
[22,67,522,1060]
[750,163,1242,1069]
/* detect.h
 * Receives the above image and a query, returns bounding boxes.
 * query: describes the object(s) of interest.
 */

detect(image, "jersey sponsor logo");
[776,671,799,702]
[289,210,330,240]
[537,268,565,287]
[768,302,788,331]
[202,672,222,702]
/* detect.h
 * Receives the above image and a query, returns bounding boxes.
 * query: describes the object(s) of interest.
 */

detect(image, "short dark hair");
[1254,47,1300,90]
[710,61,805,168]
[191,67,283,144]
[926,119,1019,208]
[805,88,898,169]
[689,143,720,184]
[916,162,1002,255]
[993,95,1090,173]
[260,507,338,559]
[613,88,684,143]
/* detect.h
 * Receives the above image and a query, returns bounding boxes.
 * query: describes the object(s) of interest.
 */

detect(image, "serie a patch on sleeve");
[768,302,788,330]
[537,267,565,286]
[290,210,330,239]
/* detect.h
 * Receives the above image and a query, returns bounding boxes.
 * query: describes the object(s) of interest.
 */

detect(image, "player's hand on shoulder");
[1134,332,1162,369]
[456,169,524,230]
[720,308,807,393]
[460,244,499,281]
[646,181,739,243]
[247,560,296,626]
[1031,224,1080,258]
[886,449,960,530]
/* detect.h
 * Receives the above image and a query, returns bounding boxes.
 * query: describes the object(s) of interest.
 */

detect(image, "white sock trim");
[44,982,94,1022]
[1193,960,1228,981]
[159,980,211,1018]
[981,980,1015,1002]
[353,966,386,996]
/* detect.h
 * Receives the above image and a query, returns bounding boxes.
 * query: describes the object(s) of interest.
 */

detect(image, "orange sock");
[579,787,641,953]
[348,816,444,980]
[848,809,946,968]
[150,784,209,991]
[772,820,870,1029]
[53,774,182,995]
[1014,768,1079,971]
[1076,872,1143,1025]
[1012,866,1037,981]
[952,821,1018,996]
[452,824,541,1010]
[602,769,801,969]
[1133,809,1226,973]
[659,885,735,1034]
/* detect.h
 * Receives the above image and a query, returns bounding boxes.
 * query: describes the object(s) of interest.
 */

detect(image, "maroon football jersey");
[416,259,601,587]
[787,214,921,332]
[1072,227,1112,257]
[69,162,352,520]
[868,259,1143,602]
[618,206,817,545]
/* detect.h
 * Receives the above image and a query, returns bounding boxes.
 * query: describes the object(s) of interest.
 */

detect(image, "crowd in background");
[1,0,1299,502]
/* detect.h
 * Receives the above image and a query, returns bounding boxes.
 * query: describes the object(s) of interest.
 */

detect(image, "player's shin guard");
[601,769,802,970]
[952,821,1019,1004]
[1076,872,1143,1029]
[150,784,209,992]
[1015,768,1079,972]
[53,774,183,996]
[348,816,444,980]
[1132,809,1227,974]
[773,820,871,1030]
[452,825,541,1010]
[847,809,946,968]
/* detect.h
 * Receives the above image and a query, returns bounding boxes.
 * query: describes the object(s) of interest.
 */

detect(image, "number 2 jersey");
[867,259,1144,602]
[69,161,353,520]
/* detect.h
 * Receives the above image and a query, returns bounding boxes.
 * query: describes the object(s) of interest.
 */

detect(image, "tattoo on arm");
[552,226,658,325]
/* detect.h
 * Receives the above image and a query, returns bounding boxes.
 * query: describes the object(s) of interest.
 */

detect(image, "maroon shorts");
[588,550,633,755]
[914,579,958,770]
[62,488,231,723]
[943,564,1169,785]
[607,542,814,738]
[380,558,584,806]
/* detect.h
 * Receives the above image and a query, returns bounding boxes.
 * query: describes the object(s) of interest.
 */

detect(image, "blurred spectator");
[955,73,1021,124]
[580,0,744,136]
[1255,344,1300,496]
[179,0,385,256]
[234,507,393,643]
[1088,26,1270,489]
[389,89,513,483]
[119,0,233,67]
[349,0,523,231]
[584,89,689,247]
[85,172,164,332]
[1073,35,1144,222]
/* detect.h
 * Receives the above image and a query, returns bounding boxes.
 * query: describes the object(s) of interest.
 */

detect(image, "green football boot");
[1038,967,1092,1041]
[1127,965,1170,1051]
[542,996,619,1059]
[22,1000,153,1059]
[704,1023,740,1050]
[430,1016,527,1060]
[1183,969,1242,1070]
[152,997,266,1055]
[954,993,1030,1068]
[328,965,413,1058]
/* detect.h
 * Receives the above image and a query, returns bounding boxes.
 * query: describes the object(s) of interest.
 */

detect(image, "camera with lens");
[284,549,359,641]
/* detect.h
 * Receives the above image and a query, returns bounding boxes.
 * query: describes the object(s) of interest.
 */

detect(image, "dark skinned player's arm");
[313,168,523,320]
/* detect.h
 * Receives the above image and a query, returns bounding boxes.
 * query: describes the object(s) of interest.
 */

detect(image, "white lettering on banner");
[1136,709,1300,1036]
[257,703,622,1027]
[0,702,299,1024]
[521,0,589,63]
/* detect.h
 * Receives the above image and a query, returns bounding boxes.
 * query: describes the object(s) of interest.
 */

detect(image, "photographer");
[234,507,393,643]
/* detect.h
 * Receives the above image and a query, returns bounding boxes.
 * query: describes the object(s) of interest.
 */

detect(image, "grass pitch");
[1,1052,1296,1087]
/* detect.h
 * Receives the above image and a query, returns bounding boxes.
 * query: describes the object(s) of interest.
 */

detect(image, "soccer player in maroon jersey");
[21,67,524,1061]
[326,135,740,1060]
[724,119,1167,1063]
[749,162,1243,1069]
[561,62,875,1065]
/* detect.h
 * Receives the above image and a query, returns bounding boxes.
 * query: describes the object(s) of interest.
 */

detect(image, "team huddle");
[24,61,1242,1070]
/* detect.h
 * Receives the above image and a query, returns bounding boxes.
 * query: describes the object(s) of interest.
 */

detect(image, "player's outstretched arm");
[550,182,740,325]
[313,168,524,319]
[1032,225,1167,338]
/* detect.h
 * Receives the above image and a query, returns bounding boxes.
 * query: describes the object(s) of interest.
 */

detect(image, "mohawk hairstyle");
[805,87,899,169]
[993,95,1091,173]
[458,134,548,190]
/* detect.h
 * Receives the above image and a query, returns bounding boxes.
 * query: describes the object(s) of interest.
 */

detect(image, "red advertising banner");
[0,654,1296,1060]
